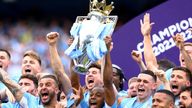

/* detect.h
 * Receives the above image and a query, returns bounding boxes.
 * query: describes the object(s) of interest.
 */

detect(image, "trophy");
[65,0,118,74]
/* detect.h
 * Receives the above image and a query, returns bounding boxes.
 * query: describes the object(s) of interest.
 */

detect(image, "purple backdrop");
[111,0,192,89]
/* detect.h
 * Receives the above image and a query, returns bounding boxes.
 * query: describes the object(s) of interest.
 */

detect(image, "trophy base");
[73,64,88,75]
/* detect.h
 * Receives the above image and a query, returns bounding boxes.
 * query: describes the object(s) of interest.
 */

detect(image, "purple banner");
[111,0,192,89]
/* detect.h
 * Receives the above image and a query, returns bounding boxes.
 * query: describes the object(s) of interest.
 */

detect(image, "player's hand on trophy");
[140,13,154,37]
[131,50,142,63]
[172,33,184,50]
[104,36,113,51]
[46,32,59,46]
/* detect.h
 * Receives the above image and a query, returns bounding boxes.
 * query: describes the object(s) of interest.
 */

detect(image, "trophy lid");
[89,0,114,16]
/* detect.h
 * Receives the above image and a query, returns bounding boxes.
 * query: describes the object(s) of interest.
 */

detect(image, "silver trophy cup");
[65,0,118,74]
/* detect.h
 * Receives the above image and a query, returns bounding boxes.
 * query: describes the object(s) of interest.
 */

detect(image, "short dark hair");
[156,89,175,102]
[173,66,192,85]
[140,70,157,82]
[19,74,38,88]
[90,85,105,107]
[180,86,192,98]
[39,74,59,88]
[88,63,101,70]
[157,59,176,71]
[92,84,104,91]
[0,49,11,59]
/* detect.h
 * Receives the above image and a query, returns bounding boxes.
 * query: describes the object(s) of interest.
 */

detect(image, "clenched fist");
[131,50,142,63]
[46,32,59,46]
[172,33,184,50]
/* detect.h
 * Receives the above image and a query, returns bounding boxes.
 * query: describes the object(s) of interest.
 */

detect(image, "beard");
[40,91,56,105]
[179,102,192,108]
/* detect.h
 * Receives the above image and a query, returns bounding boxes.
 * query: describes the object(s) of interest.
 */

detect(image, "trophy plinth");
[65,0,118,74]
